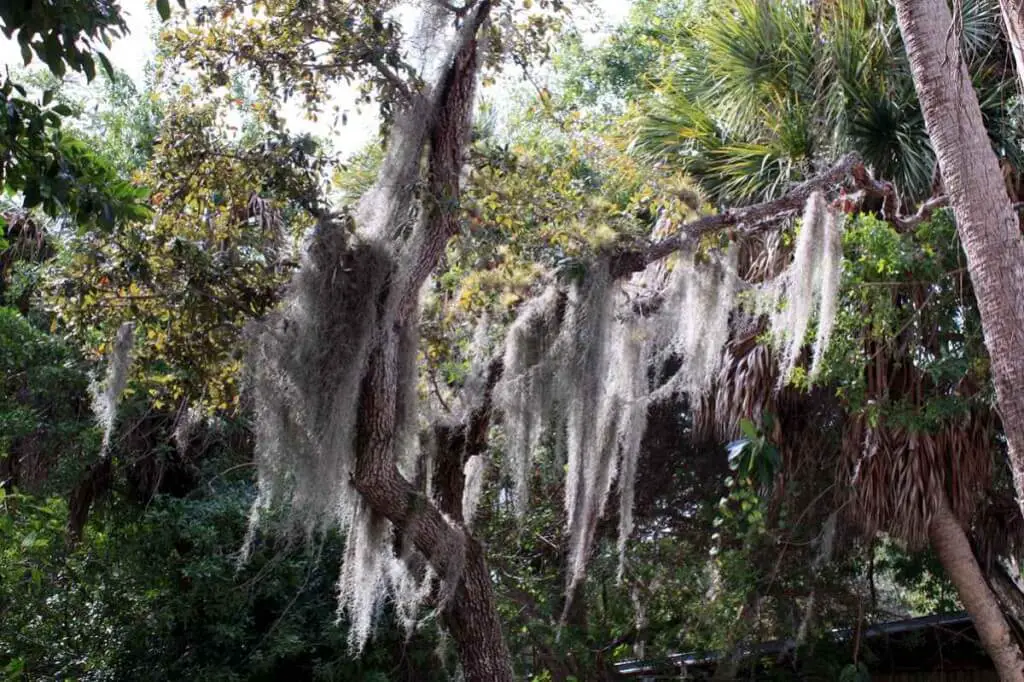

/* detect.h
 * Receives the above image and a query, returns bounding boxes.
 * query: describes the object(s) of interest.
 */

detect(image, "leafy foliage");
[0,483,452,681]
[0,0,152,230]
[0,306,94,491]
[0,0,126,79]
[632,0,1019,205]
[48,95,324,411]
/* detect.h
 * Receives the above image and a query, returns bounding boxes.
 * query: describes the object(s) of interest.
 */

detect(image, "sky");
[1,0,633,156]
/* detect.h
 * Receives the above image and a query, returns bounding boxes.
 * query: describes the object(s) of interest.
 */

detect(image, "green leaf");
[81,53,96,82]
[97,52,115,80]
[41,89,54,106]
[726,439,750,471]
[738,418,758,440]
[42,33,65,78]
[156,0,172,21]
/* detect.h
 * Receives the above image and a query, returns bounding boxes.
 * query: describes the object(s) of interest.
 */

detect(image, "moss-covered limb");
[343,6,512,676]
[431,356,504,522]
[353,339,514,681]
[606,152,910,278]
[393,1,493,322]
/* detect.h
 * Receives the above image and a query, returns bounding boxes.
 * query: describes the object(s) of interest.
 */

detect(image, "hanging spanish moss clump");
[494,286,564,513]
[810,210,844,380]
[612,320,651,583]
[245,221,393,539]
[495,264,660,595]
[243,219,414,653]
[387,556,437,636]
[462,454,489,530]
[337,500,393,650]
[561,264,630,593]
[172,403,202,458]
[495,247,751,595]
[766,191,843,383]
[90,321,135,458]
[494,192,845,598]
[653,247,740,399]
[493,197,846,595]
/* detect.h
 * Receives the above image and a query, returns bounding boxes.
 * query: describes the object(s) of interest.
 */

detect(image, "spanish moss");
[90,321,135,458]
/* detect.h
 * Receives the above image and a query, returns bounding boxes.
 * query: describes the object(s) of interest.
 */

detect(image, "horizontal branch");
[894,193,948,230]
[608,153,865,277]
[608,156,1024,278]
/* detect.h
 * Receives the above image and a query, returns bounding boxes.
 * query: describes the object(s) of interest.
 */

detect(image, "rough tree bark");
[893,0,1024,538]
[930,495,1024,681]
[346,3,514,680]
[894,0,1024,674]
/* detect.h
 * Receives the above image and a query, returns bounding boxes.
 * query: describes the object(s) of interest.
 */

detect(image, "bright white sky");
[1,0,633,157]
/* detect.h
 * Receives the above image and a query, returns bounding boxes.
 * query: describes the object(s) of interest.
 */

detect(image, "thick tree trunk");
[355,342,514,682]
[930,496,1024,680]
[344,3,515,679]
[893,0,1024,522]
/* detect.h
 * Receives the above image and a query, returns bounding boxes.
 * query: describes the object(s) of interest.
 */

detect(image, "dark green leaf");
[81,54,96,82]
[156,0,171,21]
[97,53,115,80]
[23,181,41,208]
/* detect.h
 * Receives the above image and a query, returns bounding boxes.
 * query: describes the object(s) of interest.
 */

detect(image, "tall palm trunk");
[893,0,1024,526]
[930,495,1024,680]
[894,0,1024,676]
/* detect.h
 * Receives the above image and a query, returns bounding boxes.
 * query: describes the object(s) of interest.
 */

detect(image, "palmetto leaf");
[697,0,817,133]
[959,0,1002,62]
[632,0,1017,206]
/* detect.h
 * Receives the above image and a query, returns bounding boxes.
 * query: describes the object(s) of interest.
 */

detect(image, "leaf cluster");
[632,0,1018,206]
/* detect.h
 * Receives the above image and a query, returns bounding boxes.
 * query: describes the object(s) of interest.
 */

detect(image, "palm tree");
[627,1,1024,675]
[632,0,1019,208]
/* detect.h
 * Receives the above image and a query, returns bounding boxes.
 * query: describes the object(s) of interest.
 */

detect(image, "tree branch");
[347,3,512,678]
[608,153,872,277]
[431,357,503,521]
[396,0,492,319]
